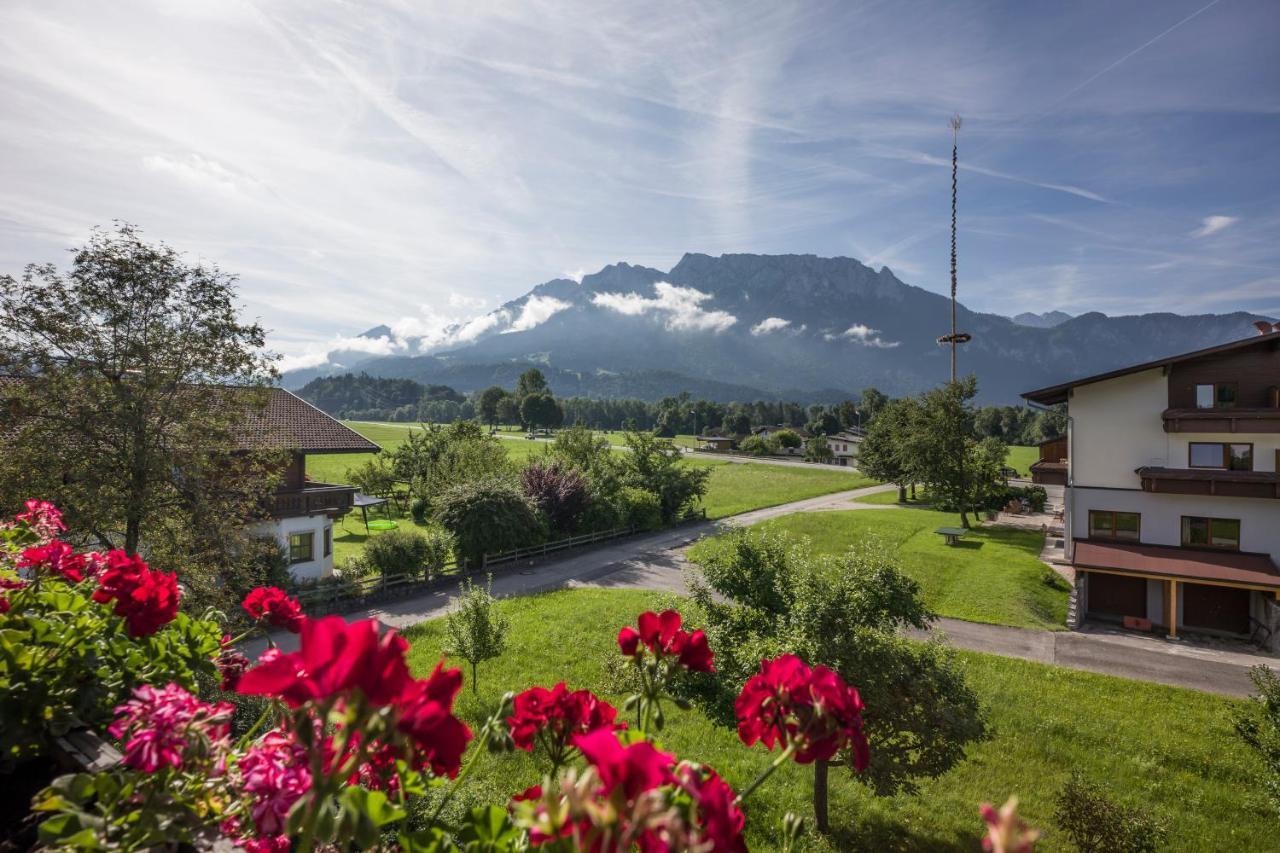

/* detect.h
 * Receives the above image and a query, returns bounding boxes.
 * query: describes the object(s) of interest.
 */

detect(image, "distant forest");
[295,372,1065,445]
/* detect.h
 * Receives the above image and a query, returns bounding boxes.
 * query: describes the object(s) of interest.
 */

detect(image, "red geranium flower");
[395,661,473,778]
[18,541,88,583]
[216,635,251,691]
[735,653,869,767]
[15,499,65,539]
[508,682,622,765]
[242,586,305,633]
[677,763,747,853]
[573,728,675,801]
[616,610,715,673]
[91,551,180,638]
[235,616,413,708]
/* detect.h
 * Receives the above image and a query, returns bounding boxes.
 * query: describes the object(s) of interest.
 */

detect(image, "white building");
[243,389,380,581]
[827,429,864,467]
[1023,329,1280,644]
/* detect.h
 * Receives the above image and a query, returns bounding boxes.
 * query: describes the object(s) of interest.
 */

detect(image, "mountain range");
[282,253,1273,404]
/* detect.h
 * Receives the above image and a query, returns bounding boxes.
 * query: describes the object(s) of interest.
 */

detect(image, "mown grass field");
[1005,445,1038,477]
[313,422,874,562]
[401,588,1269,852]
[697,505,1067,630]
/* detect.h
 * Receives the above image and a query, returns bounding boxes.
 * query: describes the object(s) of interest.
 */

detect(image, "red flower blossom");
[216,636,251,691]
[239,729,312,836]
[735,653,869,767]
[18,541,88,583]
[512,784,543,803]
[573,728,675,801]
[242,586,305,633]
[508,682,622,763]
[15,499,65,540]
[396,661,473,778]
[91,551,180,637]
[108,683,232,773]
[235,616,414,708]
[677,763,747,853]
[616,610,715,673]
[0,597,9,614]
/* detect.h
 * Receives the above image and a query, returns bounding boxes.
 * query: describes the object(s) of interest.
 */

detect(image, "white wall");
[248,513,335,581]
[1071,486,1280,562]
[1068,368,1170,489]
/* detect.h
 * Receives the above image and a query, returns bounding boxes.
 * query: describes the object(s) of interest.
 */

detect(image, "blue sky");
[0,0,1276,369]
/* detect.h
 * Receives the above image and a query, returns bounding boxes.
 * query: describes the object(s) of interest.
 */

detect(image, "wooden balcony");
[1136,466,1280,499]
[1162,408,1280,434]
[269,483,358,518]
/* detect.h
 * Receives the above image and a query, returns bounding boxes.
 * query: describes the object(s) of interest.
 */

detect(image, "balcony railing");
[1162,408,1280,434]
[1136,466,1280,499]
[269,483,358,518]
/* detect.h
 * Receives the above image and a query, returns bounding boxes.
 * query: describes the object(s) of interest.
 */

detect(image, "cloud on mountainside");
[278,333,405,372]
[824,323,900,348]
[1191,215,1238,238]
[750,316,791,335]
[591,282,737,332]
[504,295,571,333]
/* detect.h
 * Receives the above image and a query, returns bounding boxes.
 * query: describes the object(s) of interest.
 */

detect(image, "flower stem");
[734,742,797,806]
[429,716,496,823]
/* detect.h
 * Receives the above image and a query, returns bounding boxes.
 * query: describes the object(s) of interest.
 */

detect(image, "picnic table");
[935,526,968,547]
[353,493,392,533]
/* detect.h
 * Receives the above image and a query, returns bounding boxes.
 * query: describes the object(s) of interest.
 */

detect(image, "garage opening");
[1181,582,1250,635]
[1087,572,1147,620]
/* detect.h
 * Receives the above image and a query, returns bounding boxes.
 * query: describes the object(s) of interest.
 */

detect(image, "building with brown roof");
[1023,327,1280,645]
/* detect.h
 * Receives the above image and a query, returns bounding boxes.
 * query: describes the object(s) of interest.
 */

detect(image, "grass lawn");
[706,506,1067,630]
[696,461,876,519]
[854,487,930,506]
[401,588,1269,852]
[1005,445,1038,477]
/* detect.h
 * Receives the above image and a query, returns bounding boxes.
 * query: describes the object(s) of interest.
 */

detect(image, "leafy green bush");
[420,527,454,577]
[738,434,775,456]
[1053,772,1166,852]
[410,496,429,524]
[434,476,544,567]
[1234,665,1280,814]
[615,486,662,532]
[364,528,433,579]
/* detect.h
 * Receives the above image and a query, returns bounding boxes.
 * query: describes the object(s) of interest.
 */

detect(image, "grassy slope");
[401,588,1268,852]
[1005,445,1038,477]
[722,507,1067,630]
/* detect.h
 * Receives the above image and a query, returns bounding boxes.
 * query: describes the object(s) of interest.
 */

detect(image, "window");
[1195,383,1237,409]
[1188,442,1253,470]
[1181,516,1241,550]
[289,531,315,564]
[1088,510,1141,541]
[323,526,332,558]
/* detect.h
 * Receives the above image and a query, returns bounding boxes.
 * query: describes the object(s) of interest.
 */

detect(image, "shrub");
[520,461,591,535]
[410,496,429,524]
[1234,665,1280,814]
[421,527,455,577]
[434,476,544,567]
[738,434,775,456]
[1053,772,1166,852]
[774,428,802,449]
[615,486,662,532]
[365,528,433,579]
[804,434,833,463]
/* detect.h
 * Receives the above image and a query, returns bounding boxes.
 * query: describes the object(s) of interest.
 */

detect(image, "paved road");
[254,481,1277,696]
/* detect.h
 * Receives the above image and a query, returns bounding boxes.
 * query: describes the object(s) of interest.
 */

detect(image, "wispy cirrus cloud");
[1192,215,1238,238]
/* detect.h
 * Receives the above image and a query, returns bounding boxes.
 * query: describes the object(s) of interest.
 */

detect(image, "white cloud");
[750,316,791,335]
[277,333,402,372]
[505,295,570,333]
[451,310,510,344]
[825,323,900,348]
[448,292,489,311]
[1192,215,1238,238]
[592,282,737,333]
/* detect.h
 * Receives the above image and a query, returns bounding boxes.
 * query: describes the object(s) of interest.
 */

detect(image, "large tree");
[915,376,989,527]
[476,385,509,429]
[857,397,924,502]
[0,224,279,567]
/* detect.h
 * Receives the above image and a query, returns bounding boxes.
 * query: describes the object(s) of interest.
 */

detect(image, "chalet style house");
[241,389,379,579]
[1023,328,1280,646]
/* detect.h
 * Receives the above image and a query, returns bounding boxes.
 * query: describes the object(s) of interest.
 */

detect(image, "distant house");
[1023,329,1280,644]
[1029,436,1068,485]
[698,435,737,452]
[826,429,864,467]
[241,389,380,580]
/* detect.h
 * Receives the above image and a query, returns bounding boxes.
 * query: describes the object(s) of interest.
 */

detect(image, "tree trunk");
[471,662,478,694]
[897,484,907,503]
[910,483,917,500]
[959,509,971,529]
[813,759,830,834]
